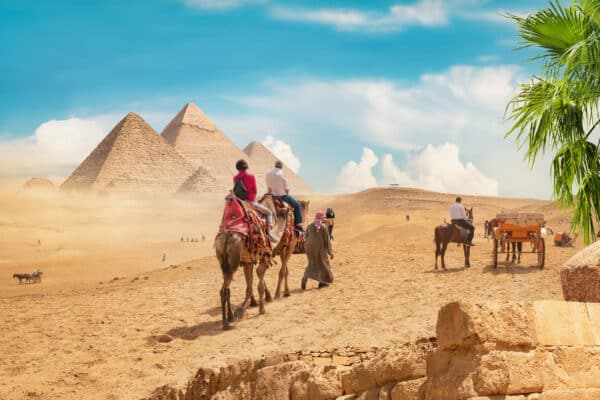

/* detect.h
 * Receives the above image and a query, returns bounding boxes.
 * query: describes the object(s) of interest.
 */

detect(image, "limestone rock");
[561,241,600,302]
[254,361,312,400]
[390,377,426,400]
[436,301,536,351]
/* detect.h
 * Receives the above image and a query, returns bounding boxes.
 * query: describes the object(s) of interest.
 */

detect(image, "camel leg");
[220,276,233,330]
[274,253,286,299]
[256,260,268,315]
[234,264,254,319]
[282,248,292,297]
[464,244,471,268]
[434,238,440,270]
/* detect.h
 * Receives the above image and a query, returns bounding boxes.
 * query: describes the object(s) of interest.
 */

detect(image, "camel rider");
[266,160,304,233]
[233,159,279,242]
[450,197,475,246]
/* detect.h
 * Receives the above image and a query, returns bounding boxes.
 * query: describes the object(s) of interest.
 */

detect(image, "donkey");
[434,208,473,270]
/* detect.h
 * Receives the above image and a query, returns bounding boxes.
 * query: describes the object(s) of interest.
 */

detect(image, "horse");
[434,208,473,270]
[486,218,522,263]
[13,273,32,284]
[258,194,309,298]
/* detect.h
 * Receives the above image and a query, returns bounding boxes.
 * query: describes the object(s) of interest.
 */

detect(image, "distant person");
[266,160,304,233]
[301,211,334,290]
[450,197,475,246]
[406,214,410,222]
[233,159,278,242]
[202,235,206,241]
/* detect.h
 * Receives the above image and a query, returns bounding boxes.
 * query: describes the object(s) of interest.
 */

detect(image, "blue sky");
[0,0,554,198]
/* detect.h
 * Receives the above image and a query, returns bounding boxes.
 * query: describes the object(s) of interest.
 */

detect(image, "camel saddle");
[219,196,272,259]
[272,196,291,217]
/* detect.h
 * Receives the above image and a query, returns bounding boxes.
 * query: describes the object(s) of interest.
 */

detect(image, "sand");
[0,187,581,399]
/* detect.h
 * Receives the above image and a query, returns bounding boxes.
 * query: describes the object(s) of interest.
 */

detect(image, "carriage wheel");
[492,238,498,268]
[538,238,545,269]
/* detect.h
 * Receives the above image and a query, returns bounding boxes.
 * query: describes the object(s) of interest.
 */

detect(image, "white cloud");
[262,135,301,173]
[269,0,455,32]
[0,117,110,178]
[336,145,498,196]
[183,0,265,10]
[336,148,379,193]
[225,64,553,198]
[475,54,500,63]
[380,144,499,196]
[268,1,527,32]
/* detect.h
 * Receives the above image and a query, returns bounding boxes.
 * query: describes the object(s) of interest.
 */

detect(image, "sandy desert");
[0,185,581,399]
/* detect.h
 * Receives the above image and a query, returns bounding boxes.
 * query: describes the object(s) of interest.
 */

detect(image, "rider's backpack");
[233,178,248,200]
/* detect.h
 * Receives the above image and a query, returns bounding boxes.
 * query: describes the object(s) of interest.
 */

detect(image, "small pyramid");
[161,102,248,192]
[177,166,221,193]
[243,141,313,194]
[62,113,200,193]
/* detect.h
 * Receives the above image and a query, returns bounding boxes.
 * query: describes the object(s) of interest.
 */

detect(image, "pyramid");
[161,103,247,193]
[61,113,199,193]
[177,165,220,194]
[243,141,313,194]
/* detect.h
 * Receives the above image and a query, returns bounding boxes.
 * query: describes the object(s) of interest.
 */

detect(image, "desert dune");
[0,187,581,399]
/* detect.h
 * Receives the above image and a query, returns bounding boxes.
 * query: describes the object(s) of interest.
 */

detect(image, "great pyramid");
[162,102,312,195]
[161,103,245,193]
[61,113,199,193]
[243,141,313,194]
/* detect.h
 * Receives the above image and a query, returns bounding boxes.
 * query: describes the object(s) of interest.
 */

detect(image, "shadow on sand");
[166,320,224,339]
[425,267,467,274]
[483,263,542,275]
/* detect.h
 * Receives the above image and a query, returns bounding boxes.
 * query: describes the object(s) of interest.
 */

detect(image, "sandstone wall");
[147,300,600,400]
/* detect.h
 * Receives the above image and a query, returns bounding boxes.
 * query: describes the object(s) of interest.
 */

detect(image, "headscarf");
[314,211,326,229]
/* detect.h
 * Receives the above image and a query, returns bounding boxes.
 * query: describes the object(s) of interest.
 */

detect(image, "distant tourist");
[266,160,304,234]
[406,214,410,222]
[302,211,334,290]
[450,197,475,246]
[233,159,278,242]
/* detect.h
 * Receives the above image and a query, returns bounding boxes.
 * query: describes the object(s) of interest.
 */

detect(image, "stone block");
[390,377,426,400]
[423,349,543,400]
[436,302,536,351]
[533,301,597,346]
[541,347,600,390]
[254,361,312,400]
[561,241,600,303]
[540,388,600,400]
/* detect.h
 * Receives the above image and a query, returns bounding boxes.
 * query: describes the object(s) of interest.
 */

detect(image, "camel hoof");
[234,308,244,320]
[259,307,266,315]
[250,298,258,307]
[274,292,281,300]
[223,324,233,331]
[301,277,307,290]
[465,264,471,268]
[283,291,290,297]
[265,291,272,303]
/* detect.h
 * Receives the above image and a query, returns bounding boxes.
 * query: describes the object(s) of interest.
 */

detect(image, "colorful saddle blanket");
[219,196,272,258]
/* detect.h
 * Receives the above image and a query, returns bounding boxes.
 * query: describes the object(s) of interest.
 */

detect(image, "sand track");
[0,189,580,399]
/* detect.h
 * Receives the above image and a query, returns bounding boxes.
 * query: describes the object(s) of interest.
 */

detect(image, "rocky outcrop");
[147,300,600,400]
[561,241,600,302]
[422,300,600,400]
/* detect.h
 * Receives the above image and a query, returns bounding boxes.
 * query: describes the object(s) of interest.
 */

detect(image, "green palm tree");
[506,0,600,244]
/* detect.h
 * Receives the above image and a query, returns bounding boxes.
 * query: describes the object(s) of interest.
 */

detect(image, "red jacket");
[233,171,257,202]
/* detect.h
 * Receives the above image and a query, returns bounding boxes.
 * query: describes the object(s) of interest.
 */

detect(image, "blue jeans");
[451,219,474,244]
[280,194,303,225]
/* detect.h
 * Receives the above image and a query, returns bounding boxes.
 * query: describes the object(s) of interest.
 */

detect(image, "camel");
[258,194,310,298]
[215,230,270,330]
[434,208,473,270]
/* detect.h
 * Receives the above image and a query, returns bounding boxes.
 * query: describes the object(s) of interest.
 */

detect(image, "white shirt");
[450,203,467,220]
[266,168,289,196]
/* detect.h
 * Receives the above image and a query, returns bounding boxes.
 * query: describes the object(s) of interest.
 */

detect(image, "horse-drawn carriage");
[492,212,545,269]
